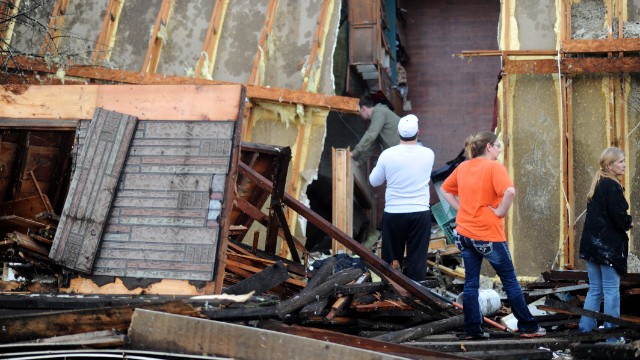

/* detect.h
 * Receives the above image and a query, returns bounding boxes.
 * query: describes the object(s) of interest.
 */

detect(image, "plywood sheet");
[50,108,138,273]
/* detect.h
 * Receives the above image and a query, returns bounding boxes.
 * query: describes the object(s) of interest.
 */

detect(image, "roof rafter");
[39,0,68,55]
[249,0,278,85]
[91,0,124,65]
[141,0,173,74]
[195,0,228,79]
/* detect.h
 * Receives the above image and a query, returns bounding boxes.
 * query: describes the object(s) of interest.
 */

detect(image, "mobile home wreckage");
[3,0,640,359]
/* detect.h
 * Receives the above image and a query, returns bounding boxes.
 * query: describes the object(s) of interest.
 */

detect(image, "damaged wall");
[245,102,330,249]
[509,74,562,276]
[1,0,353,262]
[498,0,640,276]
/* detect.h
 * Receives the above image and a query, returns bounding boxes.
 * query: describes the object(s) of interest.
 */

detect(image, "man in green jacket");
[351,95,401,163]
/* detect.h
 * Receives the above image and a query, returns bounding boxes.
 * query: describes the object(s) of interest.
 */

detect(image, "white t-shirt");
[369,144,434,213]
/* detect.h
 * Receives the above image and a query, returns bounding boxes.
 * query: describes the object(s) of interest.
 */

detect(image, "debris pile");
[1,124,640,359]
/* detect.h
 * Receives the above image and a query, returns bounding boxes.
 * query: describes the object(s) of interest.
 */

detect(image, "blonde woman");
[579,147,632,341]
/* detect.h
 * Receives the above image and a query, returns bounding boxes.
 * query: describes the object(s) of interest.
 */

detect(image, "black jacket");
[579,177,632,275]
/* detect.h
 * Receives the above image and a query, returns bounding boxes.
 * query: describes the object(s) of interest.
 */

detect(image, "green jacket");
[352,104,401,161]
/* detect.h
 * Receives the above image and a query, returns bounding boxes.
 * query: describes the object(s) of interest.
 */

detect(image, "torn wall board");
[49,108,138,273]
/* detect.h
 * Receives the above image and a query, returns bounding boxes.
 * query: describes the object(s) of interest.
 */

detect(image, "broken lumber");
[128,309,408,360]
[373,315,465,344]
[258,320,469,359]
[0,300,197,344]
[224,260,290,295]
[237,162,448,311]
[206,267,363,320]
[542,298,640,329]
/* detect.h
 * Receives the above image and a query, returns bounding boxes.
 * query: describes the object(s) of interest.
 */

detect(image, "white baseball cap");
[398,114,419,137]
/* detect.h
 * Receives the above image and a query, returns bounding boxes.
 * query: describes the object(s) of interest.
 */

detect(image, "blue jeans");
[579,260,620,332]
[454,233,539,335]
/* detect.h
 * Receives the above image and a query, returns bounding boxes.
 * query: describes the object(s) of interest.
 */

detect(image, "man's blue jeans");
[579,260,620,332]
[454,233,539,335]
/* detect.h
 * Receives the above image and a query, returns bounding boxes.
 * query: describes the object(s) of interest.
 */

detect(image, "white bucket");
[456,289,502,316]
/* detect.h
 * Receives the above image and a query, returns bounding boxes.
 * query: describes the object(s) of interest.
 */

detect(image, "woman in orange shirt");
[441,131,545,340]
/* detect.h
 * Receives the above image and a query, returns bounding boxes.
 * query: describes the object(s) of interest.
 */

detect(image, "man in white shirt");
[369,114,435,281]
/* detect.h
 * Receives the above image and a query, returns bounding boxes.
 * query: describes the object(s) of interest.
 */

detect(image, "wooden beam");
[249,0,279,85]
[301,0,332,91]
[213,93,245,294]
[28,171,54,214]
[233,197,307,254]
[39,0,69,55]
[195,0,228,79]
[504,57,640,75]
[562,38,640,53]
[0,119,78,130]
[237,161,449,311]
[91,0,124,65]
[543,298,640,329]
[1,55,359,112]
[141,0,173,73]
[0,84,243,121]
[332,147,352,254]
[0,0,20,52]
[609,75,616,145]
[259,320,466,359]
[565,77,575,268]
[225,260,305,288]
[129,309,408,360]
[0,195,49,220]
[224,260,290,295]
[0,300,197,344]
[7,131,30,201]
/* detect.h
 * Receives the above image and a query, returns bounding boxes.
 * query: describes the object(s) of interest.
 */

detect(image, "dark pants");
[381,210,431,281]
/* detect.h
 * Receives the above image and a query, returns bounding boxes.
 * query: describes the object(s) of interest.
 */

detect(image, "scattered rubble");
[2,116,640,359]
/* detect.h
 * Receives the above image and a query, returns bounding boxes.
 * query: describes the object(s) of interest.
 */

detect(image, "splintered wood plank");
[332,147,352,254]
[49,109,137,273]
[0,300,196,344]
[128,309,407,360]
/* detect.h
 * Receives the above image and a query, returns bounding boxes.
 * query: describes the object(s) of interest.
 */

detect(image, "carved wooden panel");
[50,108,138,273]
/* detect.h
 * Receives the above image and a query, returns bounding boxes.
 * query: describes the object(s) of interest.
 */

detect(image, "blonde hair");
[464,131,498,159]
[586,147,624,201]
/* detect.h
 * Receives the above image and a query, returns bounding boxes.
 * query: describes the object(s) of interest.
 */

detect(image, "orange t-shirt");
[441,158,513,242]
